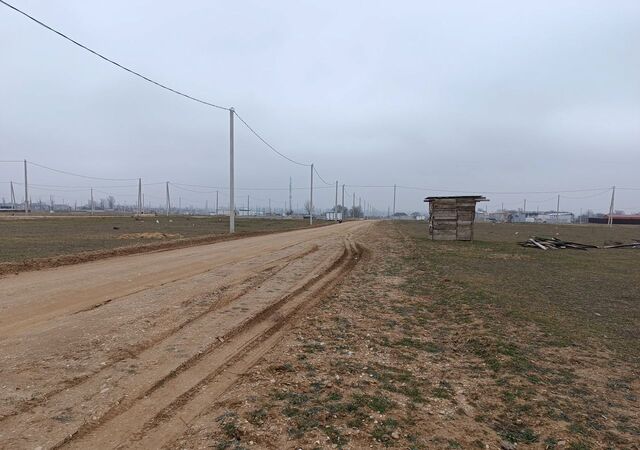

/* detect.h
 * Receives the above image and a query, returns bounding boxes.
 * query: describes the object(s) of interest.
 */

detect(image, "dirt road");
[0,221,370,449]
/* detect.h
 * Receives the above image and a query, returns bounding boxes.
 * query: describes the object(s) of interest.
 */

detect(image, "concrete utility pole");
[269,198,271,215]
[229,107,235,233]
[608,186,616,227]
[90,188,94,215]
[523,199,527,216]
[137,178,142,214]
[23,159,28,215]
[334,181,338,216]
[556,194,560,224]
[166,182,171,216]
[359,197,362,218]
[341,184,345,219]
[216,190,219,216]
[309,163,314,225]
[289,177,293,215]
[393,184,397,217]
[10,181,16,210]
[247,195,250,216]
[352,192,355,218]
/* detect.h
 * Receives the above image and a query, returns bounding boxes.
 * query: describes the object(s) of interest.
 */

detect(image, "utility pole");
[523,199,527,217]
[10,181,16,210]
[166,182,171,216]
[205,199,208,213]
[359,197,362,218]
[309,163,314,225]
[556,194,560,224]
[179,197,181,214]
[269,198,271,216]
[393,184,397,217]
[247,194,250,216]
[289,177,293,215]
[137,178,142,214]
[608,186,616,227]
[216,190,219,216]
[229,107,235,233]
[334,181,338,218]
[352,192,355,218]
[23,159,28,215]
[341,184,345,220]
[90,188,94,215]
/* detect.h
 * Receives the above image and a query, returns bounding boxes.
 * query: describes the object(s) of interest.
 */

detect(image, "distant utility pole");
[247,194,250,216]
[90,188,94,215]
[334,181,338,215]
[352,192,355,217]
[179,197,181,214]
[523,199,527,216]
[166,182,171,216]
[10,181,16,210]
[216,190,219,215]
[137,178,142,214]
[23,159,28,215]
[269,198,271,215]
[359,197,362,218]
[309,163,314,225]
[608,186,616,227]
[289,177,293,215]
[341,184,345,219]
[205,199,208,213]
[556,194,560,223]
[393,184,397,217]
[229,107,235,233]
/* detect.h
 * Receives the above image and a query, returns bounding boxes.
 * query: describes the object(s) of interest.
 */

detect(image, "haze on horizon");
[1,0,639,214]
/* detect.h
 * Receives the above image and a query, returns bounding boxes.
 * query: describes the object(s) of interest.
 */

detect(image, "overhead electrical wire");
[313,166,332,185]
[233,112,310,167]
[27,161,138,181]
[0,0,229,112]
[0,0,326,174]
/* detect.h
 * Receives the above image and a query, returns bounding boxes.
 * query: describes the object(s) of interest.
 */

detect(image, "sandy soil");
[0,221,369,449]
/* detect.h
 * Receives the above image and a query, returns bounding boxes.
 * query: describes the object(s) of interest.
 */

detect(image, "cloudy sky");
[1,0,639,214]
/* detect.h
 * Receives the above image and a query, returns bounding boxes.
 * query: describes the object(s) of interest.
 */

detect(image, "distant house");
[536,212,574,224]
[424,196,488,241]
[588,214,640,225]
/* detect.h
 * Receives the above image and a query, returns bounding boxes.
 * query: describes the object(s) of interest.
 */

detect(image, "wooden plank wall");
[429,199,477,241]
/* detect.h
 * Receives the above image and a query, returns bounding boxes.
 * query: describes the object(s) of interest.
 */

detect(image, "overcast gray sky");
[1,0,639,213]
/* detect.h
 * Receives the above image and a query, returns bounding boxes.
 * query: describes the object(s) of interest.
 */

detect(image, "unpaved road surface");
[0,221,370,449]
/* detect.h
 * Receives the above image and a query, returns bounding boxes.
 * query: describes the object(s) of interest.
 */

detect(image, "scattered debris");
[519,236,640,250]
[117,232,182,240]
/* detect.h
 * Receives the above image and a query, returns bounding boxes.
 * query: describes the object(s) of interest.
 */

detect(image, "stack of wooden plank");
[520,237,640,250]
[603,240,640,249]
[519,236,598,250]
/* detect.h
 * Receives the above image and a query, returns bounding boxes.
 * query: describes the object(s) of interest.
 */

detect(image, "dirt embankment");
[0,228,315,277]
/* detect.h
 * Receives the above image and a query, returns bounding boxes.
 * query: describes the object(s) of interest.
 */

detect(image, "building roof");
[424,195,488,202]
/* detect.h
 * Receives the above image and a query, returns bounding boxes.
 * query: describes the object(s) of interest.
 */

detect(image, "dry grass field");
[174,221,639,449]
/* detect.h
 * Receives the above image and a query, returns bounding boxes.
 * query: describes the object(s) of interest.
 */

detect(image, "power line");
[0,160,23,163]
[233,111,310,167]
[313,166,332,185]
[27,161,138,181]
[396,185,612,195]
[0,0,229,111]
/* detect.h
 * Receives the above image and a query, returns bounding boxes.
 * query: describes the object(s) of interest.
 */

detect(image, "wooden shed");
[424,196,487,241]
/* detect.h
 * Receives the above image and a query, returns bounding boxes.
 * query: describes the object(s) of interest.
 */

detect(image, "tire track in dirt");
[0,244,318,425]
[0,222,371,449]
[57,238,362,449]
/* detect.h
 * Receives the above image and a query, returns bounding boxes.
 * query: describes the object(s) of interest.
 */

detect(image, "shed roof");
[424,196,488,202]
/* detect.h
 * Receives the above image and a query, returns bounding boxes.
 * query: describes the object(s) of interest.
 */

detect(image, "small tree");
[304,200,314,215]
